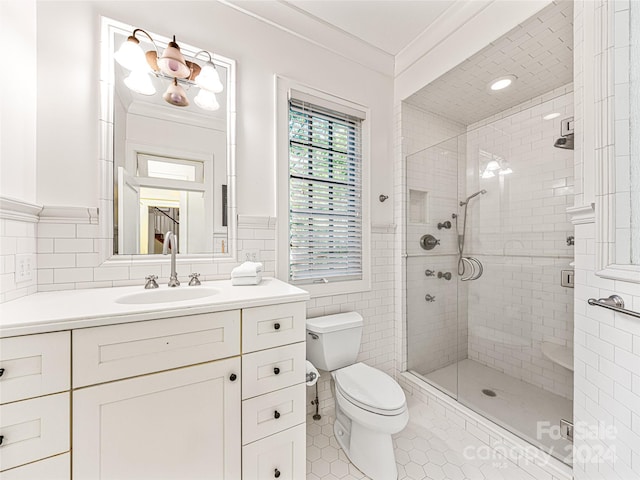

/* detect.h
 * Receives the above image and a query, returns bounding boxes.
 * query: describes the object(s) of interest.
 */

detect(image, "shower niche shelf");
[408,189,429,224]
[541,342,573,371]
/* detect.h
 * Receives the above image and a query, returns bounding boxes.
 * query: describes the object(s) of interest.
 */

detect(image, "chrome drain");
[482,389,497,397]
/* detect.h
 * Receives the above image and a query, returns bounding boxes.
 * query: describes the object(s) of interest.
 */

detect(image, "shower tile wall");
[465,86,575,400]
[402,104,467,375]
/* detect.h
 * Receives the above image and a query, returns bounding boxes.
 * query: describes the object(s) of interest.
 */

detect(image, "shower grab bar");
[587,295,640,319]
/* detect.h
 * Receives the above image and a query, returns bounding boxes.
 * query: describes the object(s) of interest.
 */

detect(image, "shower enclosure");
[405,108,575,464]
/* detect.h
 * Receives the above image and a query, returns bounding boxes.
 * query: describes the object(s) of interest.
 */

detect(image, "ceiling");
[283,0,456,55]
[404,1,574,125]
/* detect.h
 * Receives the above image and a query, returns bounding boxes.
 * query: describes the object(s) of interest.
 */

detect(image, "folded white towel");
[231,273,263,286]
[231,261,264,278]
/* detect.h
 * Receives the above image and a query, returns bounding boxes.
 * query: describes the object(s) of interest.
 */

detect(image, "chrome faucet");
[162,231,180,287]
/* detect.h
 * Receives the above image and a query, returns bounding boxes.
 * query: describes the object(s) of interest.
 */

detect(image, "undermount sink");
[115,287,219,305]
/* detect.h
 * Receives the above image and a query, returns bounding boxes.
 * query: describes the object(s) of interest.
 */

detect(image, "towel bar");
[587,295,640,319]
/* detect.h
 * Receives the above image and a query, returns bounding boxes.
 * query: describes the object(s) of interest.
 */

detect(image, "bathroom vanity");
[0,278,309,479]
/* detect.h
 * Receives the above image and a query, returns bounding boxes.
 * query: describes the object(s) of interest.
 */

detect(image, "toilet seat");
[334,363,406,415]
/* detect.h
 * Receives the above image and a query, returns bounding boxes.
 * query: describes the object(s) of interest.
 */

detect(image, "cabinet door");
[242,424,306,480]
[73,358,241,480]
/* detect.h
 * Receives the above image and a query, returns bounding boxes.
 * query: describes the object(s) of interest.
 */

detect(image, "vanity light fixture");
[114,28,222,111]
[489,74,517,91]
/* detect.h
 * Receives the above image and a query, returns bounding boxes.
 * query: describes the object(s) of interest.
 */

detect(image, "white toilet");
[306,312,409,480]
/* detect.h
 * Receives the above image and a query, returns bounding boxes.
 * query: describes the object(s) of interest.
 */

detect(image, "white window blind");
[288,97,363,284]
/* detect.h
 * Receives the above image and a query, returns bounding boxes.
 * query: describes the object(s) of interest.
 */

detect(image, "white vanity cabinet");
[0,280,310,480]
[241,302,307,480]
[0,332,71,477]
[72,311,242,479]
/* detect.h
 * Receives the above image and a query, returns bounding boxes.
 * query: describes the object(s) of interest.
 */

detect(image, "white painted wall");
[1,0,37,203]
[34,1,394,225]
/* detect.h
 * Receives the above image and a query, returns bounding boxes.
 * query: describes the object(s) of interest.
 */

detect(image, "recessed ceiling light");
[543,112,561,120]
[489,75,517,91]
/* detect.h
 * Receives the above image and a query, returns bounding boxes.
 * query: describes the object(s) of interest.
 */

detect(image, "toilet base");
[333,409,399,480]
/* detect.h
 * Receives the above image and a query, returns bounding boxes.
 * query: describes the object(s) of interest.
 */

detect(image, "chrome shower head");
[460,189,487,206]
[554,133,574,150]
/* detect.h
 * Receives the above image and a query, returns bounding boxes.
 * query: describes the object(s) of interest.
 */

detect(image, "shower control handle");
[425,269,435,277]
[437,221,452,230]
[425,294,436,302]
[437,271,452,281]
[420,234,440,250]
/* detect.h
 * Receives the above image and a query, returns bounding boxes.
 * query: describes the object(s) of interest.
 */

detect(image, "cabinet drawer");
[0,392,70,471]
[242,342,306,399]
[0,332,70,404]
[1,453,69,479]
[242,424,306,480]
[242,383,306,445]
[242,302,305,353]
[73,310,240,387]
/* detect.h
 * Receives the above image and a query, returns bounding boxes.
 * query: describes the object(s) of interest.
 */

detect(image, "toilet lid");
[334,363,406,414]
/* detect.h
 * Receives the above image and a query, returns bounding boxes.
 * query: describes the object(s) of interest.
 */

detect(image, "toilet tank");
[306,312,363,371]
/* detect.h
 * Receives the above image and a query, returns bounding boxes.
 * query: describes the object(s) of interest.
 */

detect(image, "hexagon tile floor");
[306,394,539,480]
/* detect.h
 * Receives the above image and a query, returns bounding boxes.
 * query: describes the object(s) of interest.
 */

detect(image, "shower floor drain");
[482,389,497,397]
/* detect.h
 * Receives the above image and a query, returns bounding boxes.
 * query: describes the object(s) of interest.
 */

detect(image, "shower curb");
[399,372,573,480]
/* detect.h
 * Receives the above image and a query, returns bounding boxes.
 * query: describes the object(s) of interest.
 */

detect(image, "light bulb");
[195,89,220,111]
[114,37,148,72]
[124,70,155,95]
[158,40,190,79]
[163,79,189,107]
[486,160,501,171]
[195,62,223,93]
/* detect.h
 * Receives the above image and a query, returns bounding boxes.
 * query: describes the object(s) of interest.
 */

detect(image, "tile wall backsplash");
[0,215,38,303]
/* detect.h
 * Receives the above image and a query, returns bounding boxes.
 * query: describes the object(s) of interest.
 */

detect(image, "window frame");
[276,77,371,297]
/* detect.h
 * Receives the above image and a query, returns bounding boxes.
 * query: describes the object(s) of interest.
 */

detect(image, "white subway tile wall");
[0,218,38,303]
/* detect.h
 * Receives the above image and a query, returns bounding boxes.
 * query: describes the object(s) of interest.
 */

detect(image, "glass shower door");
[405,136,464,399]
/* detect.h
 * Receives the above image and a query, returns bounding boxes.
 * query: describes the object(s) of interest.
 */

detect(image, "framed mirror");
[593,3,640,283]
[101,17,236,260]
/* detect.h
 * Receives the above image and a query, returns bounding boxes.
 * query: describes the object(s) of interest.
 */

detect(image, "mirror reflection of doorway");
[148,207,179,254]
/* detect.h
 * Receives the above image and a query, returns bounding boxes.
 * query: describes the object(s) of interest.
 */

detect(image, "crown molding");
[218,0,394,77]
[0,196,42,223]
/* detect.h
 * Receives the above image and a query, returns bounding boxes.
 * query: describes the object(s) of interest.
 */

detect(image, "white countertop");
[0,278,310,337]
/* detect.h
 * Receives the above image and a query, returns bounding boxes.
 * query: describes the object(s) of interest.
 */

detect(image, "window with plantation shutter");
[288,97,363,285]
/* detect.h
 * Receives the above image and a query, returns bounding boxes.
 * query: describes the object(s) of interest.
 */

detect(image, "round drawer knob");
[274,323,280,330]
[274,410,281,419]
[274,469,281,478]
[273,367,280,375]
[229,373,237,382]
